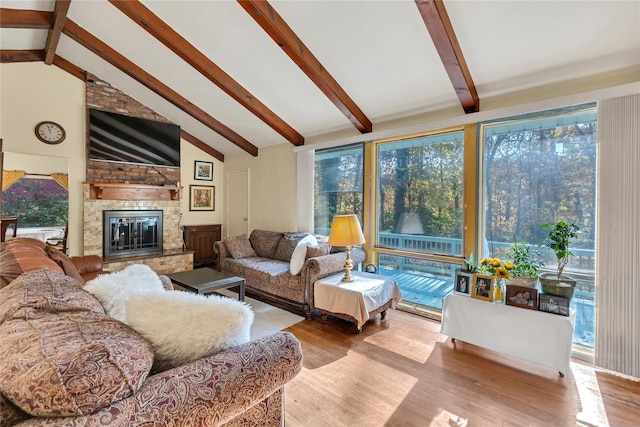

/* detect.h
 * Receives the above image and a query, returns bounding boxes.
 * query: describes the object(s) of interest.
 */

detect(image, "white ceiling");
[1,0,639,158]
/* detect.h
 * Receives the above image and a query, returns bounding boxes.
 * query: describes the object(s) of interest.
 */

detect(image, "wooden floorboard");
[283,309,640,427]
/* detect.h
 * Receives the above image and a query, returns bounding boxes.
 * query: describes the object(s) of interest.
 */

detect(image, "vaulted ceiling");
[2,0,639,161]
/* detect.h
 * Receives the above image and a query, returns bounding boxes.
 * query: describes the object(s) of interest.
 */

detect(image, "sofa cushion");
[225,234,257,259]
[0,238,64,288]
[249,229,284,258]
[0,269,154,418]
[274,232,310,262]
[126,291,254,372]
[84,264,166,323]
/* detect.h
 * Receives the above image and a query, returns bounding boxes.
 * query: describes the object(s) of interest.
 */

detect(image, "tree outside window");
[2,177,68,227]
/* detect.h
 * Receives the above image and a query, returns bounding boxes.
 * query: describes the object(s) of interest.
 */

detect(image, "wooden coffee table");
[166,268,245,301]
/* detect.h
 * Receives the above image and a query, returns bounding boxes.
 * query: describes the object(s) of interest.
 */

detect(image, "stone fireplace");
[83,184,192,275]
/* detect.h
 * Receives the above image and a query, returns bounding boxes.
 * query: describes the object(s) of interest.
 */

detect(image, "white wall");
[1,63,85,255]
[225,143,298,232]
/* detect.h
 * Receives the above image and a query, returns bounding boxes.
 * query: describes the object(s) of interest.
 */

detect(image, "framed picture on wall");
[189,185,215,211]
[194,160,213,181]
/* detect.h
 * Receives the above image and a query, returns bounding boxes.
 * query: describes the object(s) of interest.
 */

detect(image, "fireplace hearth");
[103,210,163,259]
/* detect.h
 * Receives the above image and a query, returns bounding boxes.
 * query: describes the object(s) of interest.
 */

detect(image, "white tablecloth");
[441,293,576,375]
[5,227,64,242]
[314,271,403,329]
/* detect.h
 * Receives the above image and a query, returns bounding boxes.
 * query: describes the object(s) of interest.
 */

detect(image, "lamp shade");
[328,214,365,246]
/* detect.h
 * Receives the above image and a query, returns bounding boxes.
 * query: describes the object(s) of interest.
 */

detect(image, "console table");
[440,293,575,376]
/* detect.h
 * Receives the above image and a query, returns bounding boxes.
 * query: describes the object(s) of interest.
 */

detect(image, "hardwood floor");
[283,309,640,427]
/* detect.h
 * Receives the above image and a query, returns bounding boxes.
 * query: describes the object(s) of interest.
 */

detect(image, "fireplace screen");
[104,210,163,259]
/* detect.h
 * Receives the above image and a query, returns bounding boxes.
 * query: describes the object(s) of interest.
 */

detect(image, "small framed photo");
[194,160,213,181]
[471,274,494,302]
[189,185,215,211]
[538,293,570,316]
[454,270,473,296]
[505,285,538,310]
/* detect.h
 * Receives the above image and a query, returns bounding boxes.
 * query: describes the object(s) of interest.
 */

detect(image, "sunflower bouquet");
[478,257,514,280]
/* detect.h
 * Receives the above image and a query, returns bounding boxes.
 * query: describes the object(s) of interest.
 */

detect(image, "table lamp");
[328,214,366,282]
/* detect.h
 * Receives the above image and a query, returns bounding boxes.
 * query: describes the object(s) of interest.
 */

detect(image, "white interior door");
[226,169,249,238]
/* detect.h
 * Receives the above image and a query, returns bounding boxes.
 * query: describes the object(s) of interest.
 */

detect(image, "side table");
[314,270,403,333]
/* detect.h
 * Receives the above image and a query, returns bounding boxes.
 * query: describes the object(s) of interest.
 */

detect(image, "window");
[376,131,465,313]
[480,104,597,349]
[314,143,364,235]
[377,132,464,255]
[309,103,597,351]
[2,176,68,227]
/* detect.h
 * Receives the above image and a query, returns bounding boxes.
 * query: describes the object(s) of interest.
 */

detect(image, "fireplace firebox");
[103,210,162,259]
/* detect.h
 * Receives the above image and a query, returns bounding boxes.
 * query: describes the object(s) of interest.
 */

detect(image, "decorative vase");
[493,278,505,304]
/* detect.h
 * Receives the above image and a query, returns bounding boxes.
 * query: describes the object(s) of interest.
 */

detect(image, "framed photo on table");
[189,185,215,211]
[471,274,494,301]
[505,284,538,310]
[454,270,473,296]
[538,293,570,316]
[194,160,213,181]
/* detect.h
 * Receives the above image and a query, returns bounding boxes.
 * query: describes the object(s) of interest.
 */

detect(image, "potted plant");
[505,241,544,287]
[539,221,580,300]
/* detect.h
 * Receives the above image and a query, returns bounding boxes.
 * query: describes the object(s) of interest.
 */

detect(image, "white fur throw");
[126,291,254,371]
[290,234,318,275]
[83,264,165,323]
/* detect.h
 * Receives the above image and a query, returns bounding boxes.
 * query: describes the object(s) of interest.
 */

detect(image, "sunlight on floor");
[429,409,468,427]
[572,363,610,426]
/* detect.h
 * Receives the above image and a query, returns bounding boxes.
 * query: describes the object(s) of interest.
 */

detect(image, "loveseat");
[214,229,366,316]
[0,238,303,426]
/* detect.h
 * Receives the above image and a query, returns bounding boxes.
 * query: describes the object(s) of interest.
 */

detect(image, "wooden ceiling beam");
[44,1,71,65]
[181,130,225,163]
[62,19,259,156]
[1,49,44,63]
[415,0,479,113]
[238,0,372,134]
[0,8,52,29]
[109,0,304,147]
[52,54,87,81]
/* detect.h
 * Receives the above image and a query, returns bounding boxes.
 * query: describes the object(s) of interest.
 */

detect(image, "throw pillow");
[289,234,318,275]
[84,264,165,323]
[274,232,309,262]
[224,234,257,259]
[306,243,330,259]
[45,245,85,284]
[126,291,254,372]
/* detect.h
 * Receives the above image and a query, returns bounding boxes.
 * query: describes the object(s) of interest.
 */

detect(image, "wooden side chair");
[46,223,68,254]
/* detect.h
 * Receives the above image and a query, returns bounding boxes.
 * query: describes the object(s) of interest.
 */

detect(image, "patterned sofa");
[0,238,303,427]
[214,229,366,316]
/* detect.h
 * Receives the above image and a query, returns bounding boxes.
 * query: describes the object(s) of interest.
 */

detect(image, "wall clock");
[35,121,66,144]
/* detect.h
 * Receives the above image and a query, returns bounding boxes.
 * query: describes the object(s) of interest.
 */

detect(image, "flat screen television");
[88,109,181,168]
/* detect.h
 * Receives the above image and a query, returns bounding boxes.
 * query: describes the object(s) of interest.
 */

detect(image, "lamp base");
[341,245,355,282]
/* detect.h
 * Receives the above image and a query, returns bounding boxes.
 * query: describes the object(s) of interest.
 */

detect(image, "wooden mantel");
[88,183,181,201]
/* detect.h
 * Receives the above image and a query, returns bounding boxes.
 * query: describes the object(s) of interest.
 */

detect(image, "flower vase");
[493,278,505,304]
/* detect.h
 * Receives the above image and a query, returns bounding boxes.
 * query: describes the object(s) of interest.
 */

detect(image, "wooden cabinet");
[183,224,222,269]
